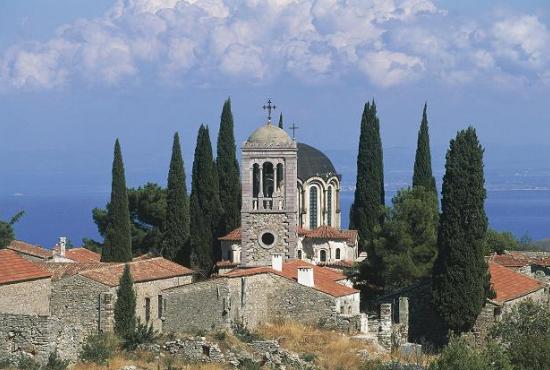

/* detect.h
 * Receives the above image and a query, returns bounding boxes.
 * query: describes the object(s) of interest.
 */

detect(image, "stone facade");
[0,314,57,364]
[241,127,298,266]
[163,272,363,336]
[0,278,51,316]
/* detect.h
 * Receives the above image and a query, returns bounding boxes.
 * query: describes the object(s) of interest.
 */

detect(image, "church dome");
[297,143,339,181]
[247,124,293,146]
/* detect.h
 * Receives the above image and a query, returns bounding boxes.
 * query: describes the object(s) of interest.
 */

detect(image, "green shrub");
[122,319,158,350]
[43,351,69,370]
[16,355,40,370]
[301,353,316,363]
[238,358,261,370]
[233,322,261,343]
[79,333,119,365]
[0,358,11,369]
[214,331,227,341]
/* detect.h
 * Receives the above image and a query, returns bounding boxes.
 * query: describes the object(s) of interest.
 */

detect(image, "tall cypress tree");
[350,100,385,253]
[163,132,190,263]
[413,103,437,194]
[114,264,136,339]
[189,125,223,275]
[102,139,133,262]
[278,112,284,129]
[216,99,241,236]
[432,127,489,334]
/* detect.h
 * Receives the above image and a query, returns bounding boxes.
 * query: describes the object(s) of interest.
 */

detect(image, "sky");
[1,0,550,200]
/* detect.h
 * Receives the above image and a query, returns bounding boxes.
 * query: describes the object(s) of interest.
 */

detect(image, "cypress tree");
[216,99,241,236]
[189,125,223,275]
[278,112,284,129]
[114,264,136,339]
[413,103,437,194]
[432,127,489,334]
[102,139,133,262]
[350,100,385,253]
[163,132,190,263]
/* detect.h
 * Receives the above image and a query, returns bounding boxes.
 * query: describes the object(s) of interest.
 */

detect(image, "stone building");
[163,257,365,335]
[7,238,101,264]
[6,240,53,262]
[491,251,550,282]
[219,118,358,267]
[472,261,549,342]
[0,250,51,316]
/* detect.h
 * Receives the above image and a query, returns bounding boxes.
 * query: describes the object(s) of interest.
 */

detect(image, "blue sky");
[1,0,550,198]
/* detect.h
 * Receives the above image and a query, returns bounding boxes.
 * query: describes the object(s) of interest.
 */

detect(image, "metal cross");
[289,123,299,139]
[263,99,276,123]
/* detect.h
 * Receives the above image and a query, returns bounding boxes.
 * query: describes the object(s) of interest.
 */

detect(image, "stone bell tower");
[240,102,298,267]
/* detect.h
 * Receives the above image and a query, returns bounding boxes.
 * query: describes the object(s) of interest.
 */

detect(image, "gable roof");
[7,240,52,259]
[0,249,51,285]
[219,228,241,241]
[489,261,546,304]
[224,259,358,297]
[79,257,193,287]
[306,225,349,240]
[37,262,108,281]
[64,248,101,263]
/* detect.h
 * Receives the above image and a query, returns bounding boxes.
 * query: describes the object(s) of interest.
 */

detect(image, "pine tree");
[216,99,241,236]
[413,103,437,194]
[278,112,284,129]
[163,132,190,263]
[114,264,136,339]
[189,125,223,275]
[432,127,489,334]
[350,100,385,253]
[102,139,133,262]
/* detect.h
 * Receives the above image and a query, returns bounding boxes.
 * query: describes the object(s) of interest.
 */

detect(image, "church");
[218,107,360,271]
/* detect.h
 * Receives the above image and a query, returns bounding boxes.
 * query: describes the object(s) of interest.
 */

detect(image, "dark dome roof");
[297,143,339,181]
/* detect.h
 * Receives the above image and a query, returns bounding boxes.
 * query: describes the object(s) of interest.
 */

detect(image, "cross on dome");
[263,98,276,123]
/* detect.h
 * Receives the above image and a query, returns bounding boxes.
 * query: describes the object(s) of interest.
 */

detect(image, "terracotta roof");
[37,262,108,281]
[491,253,533,268]
[7,240,52,259]
[219,228,241,241]
[306,225,349,240]
[297,227,310,236]
[79,257,194,287]
[224,259,358,297]
[489,261,546,304]
[340,229,359,246]
[64,248,101,263]
[0,249,51,285]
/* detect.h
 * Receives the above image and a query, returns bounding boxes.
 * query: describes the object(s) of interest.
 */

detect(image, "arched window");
[320,249,327,262]
[276,163,284,191]
[297,250,302,259]
[335,248,341,260]
[252,164,260,197]
[327,185,333,226]
[263,162,274,197]
[309,186,318,229]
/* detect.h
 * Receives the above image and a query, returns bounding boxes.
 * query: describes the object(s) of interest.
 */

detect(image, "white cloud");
[0,0,549,91]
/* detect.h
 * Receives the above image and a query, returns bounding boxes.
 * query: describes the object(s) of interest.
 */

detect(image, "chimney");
[58,236,67,257]
[297,267,314,287]
[272,254,283,272]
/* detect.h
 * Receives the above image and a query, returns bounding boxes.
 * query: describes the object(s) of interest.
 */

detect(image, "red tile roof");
[0,249,51,285]
[37,262,108,281]
[219,228,241,241]
[216,260,240,268]
[79,257,194,287]
[317,260,354,268]
[297,227,310,236]
[491,253,533,268]
[7,240,52,259]
[306,225,349,240]
[224,259,358,297]
[64,248,101,263]
[489,261,546,304]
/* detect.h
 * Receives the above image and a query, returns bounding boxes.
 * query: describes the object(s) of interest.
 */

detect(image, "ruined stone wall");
[133,276,193,332]
[0,314,57,364]
[0,278,51,316]
[162,279,231,335]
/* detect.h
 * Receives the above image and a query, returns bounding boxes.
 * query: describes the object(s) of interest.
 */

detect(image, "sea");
[2,189,550,247]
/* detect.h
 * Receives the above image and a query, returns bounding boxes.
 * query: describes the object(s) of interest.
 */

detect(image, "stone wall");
[163,279,232,334]
[0,314,57,364]
[0,278,51,316]
[241,212,290,266]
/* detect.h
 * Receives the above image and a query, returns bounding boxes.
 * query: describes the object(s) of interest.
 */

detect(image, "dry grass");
[256,321,381,370]
[71,353,227,370]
